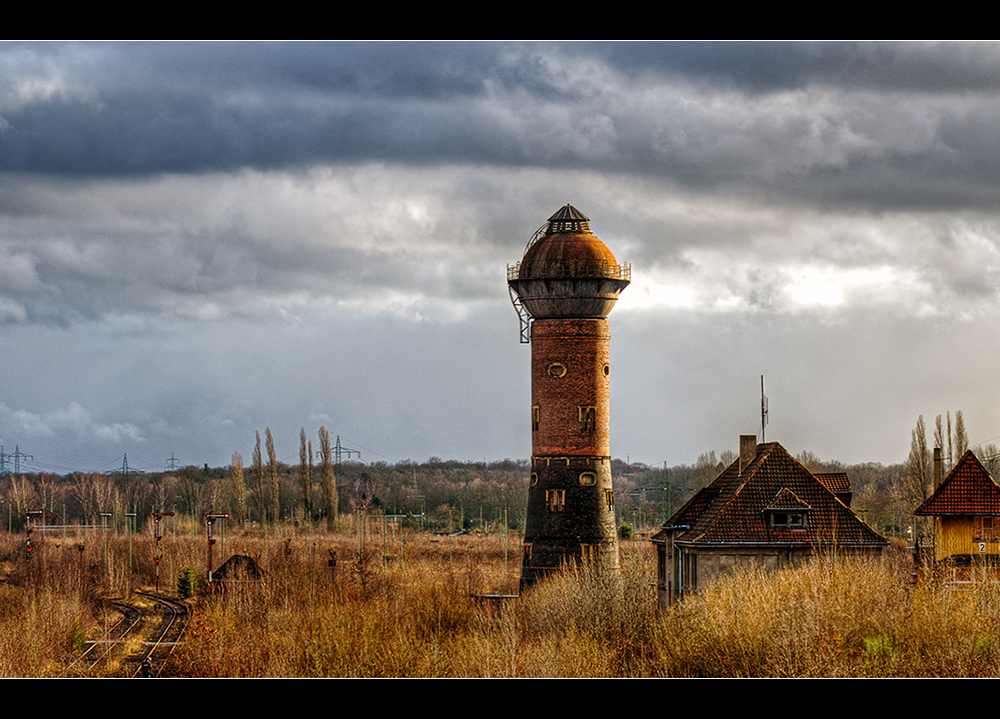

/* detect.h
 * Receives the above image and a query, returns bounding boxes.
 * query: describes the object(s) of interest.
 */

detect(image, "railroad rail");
[64,592,189,677]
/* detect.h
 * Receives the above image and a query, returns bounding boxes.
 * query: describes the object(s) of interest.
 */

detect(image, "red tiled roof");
[815,472,851,495]
[669,486,721,528]
[915,450,1000,515]
[660,442,886,547]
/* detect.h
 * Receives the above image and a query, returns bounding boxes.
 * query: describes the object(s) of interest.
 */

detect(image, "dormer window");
[765,488,810,530]
[769,511,807,529]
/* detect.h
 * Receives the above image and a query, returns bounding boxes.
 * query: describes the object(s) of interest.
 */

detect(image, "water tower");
[507,204,630,589]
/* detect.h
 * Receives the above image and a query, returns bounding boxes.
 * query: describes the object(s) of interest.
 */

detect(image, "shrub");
[68,621,86,654]
[177,565,198,599]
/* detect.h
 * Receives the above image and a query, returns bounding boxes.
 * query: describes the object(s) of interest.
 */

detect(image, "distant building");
[651,436,888,609]
[914,449,1000,582]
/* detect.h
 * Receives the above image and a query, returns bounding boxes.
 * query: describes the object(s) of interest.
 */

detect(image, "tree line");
[0,425,969,542]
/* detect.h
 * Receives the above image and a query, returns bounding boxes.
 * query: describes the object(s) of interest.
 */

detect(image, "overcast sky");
[2,40,1000,474]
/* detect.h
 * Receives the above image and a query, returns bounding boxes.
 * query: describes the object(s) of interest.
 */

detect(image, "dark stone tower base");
[520,455,620,588]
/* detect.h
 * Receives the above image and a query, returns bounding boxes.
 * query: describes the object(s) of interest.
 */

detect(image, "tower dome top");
[546,203,591,231]
[517,204,626,282]
[507,205,630,322]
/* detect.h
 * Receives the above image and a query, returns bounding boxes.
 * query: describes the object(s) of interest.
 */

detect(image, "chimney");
[933,447,943,493]
[740,435,757,474]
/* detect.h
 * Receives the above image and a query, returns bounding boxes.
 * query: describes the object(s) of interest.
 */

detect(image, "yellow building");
[915,450,1000,579]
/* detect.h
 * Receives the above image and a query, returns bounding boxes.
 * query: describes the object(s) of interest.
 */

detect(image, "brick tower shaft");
[523,319,618,586]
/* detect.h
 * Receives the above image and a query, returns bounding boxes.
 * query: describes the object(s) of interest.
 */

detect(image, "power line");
[0,445,33,475]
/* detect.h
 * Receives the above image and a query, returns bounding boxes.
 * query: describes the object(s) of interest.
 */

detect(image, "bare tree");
[151,475,170,514]
[975,443,1000,478]
[694,450,719,487]
[36,473,61,516]
[73,473,118,526]
[8,475,36,527]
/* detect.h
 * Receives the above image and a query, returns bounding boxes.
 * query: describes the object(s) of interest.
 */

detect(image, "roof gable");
[767,487,810,511]
[664,442,886,546]
[915,450,1000,515]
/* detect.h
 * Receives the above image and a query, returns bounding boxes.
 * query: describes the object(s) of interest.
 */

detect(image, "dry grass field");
[1,519,999,677]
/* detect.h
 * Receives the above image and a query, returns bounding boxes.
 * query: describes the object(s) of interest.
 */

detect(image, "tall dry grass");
[5,522,1000,676]
[653,545,1000,677]
[0,531,106,677]
[179,534,659,677]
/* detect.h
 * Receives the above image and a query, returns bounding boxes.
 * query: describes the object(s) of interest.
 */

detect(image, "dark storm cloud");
[587,41,1000,94]
[0,42,517,175]
[3,42,999,200]
[2,40,1000,221]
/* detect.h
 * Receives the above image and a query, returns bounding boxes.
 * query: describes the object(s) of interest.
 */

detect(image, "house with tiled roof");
[915,449,1000,568]
[651,436,888,609]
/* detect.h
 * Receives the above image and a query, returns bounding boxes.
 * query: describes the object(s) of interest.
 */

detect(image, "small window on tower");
[532,405,540,431]
[523,543,532,563]
[579,471,597,486]
[605,488,614,511]
[603,363,610,378]
[546,489,566,512]
[579,405,596,433]
[580,543,600,563]
[547,362,567,378]
[530,472,538,487]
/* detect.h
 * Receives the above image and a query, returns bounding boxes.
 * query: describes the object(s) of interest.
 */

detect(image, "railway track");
[132,592,189,677]
[64,592,189,677]
[65,599,142,676]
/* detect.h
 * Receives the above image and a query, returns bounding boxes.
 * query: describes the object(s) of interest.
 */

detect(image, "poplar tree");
[908,415,931,547]
[954,410,969,459]
[947,412,953,470]
[908,415,930,502]
[267,428,279,525]
[231,452,247,527]
[319,427,338,532]
[934,411,970,470]
[252,432,264,525]
[299,428,313,521]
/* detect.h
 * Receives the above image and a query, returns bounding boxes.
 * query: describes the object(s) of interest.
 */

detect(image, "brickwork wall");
[530,318,611,457]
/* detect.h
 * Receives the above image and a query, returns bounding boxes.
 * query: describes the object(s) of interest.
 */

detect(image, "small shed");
[914,449,1000,574]
[212,554,264,584]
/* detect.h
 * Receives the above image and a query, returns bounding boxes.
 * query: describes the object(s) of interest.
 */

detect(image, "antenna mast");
[760,375,768,442]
